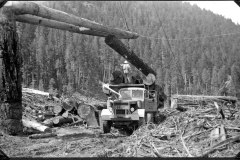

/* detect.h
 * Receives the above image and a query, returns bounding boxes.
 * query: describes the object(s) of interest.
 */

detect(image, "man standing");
[121,61,131,83]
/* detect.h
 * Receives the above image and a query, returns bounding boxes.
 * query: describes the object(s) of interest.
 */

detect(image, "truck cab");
[101,84,158,133]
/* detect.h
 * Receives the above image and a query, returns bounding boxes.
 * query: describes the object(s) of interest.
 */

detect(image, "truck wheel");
[146,113,153,123]
[138,117,145,127]
[103,121,111,133]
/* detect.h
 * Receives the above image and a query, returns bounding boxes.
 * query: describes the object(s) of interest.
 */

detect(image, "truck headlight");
[130,107,135,112]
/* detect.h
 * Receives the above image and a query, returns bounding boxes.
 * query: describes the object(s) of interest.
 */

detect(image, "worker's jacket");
[121,64,131,74]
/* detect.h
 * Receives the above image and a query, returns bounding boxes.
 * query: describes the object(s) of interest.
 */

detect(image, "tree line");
[1,1,240,98]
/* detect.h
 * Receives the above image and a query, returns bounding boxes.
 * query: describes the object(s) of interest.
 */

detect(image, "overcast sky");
[185,1,240,25]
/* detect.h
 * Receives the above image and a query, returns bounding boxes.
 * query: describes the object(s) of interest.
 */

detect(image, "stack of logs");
[22,88,107,136]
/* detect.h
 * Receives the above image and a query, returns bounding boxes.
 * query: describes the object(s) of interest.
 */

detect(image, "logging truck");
[101,82,161,133]
[100,34,166,134]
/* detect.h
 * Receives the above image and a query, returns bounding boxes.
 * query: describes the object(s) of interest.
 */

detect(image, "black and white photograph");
[0,0,240,158]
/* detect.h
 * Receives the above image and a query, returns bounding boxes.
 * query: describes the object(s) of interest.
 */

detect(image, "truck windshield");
[120,90,131,99]
[132,90,143,98]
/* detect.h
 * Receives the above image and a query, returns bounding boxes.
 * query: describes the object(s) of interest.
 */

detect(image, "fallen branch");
[197,115,217,119]
[225,127,240,131]
[29,133,57,139]
[180,132,193,157]
[150,142,162,157]
[200,135,240,157]
[199,108,215,113]
[183,125,220,140]
[219,125,226,141]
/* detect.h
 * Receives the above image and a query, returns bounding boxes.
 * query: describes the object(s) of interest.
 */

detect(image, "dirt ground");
[1,118,240,158]
[1,90,239,158]
[0,125,131,157]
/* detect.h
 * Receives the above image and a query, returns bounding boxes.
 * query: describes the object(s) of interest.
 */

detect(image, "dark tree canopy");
[3,1,240,98]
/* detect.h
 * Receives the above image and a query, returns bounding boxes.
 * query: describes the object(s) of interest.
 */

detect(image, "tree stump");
[0,7,23,135]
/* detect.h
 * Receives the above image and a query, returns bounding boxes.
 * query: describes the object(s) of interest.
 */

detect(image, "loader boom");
[105,34,156,76]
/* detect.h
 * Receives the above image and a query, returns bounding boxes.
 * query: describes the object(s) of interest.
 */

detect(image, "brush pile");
[98,95,240,157]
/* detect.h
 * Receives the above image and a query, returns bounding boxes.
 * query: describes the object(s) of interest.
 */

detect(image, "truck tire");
[146,113,153,123]
[138,117,145,127]
[103,120,111,133]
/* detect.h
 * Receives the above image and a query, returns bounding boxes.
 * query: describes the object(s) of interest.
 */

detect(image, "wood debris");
[101,95,239,157]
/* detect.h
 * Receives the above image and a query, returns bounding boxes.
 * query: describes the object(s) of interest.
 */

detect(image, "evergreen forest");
[1,1,240,99]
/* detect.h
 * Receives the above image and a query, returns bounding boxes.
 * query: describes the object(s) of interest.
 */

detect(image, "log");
[22,119,52,133]
[42,118,54,127]
[43,113,55,120]
[105,34,156,76]
[22,88,49,96]
[58,116,83,128]
[62,98,76,111]
[172,95,237,103]
[176,106,188,112]
[29,133,57,139]
[5,1,139,39]
[177,103,199,106]
[77,104,91,119]
[53,116,73,125]
[86,107,99,127]
[53,105,63,115]
[16,14,107,38]
[0,0,8,9]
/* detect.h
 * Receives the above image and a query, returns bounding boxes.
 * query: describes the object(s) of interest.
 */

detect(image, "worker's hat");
[143,73,156,86]
[124,60,128,64]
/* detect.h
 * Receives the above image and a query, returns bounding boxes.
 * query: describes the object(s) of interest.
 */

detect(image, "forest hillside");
[2,1,240,99]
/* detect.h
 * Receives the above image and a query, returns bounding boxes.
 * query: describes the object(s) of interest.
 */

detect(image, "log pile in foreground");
[96,95,240,157]
[22,88,106,136]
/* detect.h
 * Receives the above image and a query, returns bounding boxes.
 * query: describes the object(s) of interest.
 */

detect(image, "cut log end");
[105,34,115,44]
[43,128,52,133]
[62,98,76,111]
[53,105,63,115]
[77,104,91,119]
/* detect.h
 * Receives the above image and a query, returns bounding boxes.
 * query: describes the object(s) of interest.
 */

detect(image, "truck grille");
[115,109,125,114]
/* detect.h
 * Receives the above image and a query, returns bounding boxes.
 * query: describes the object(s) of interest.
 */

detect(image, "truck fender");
[101,109,113,121]
[101,109,113,116]
[133,109,145,117]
